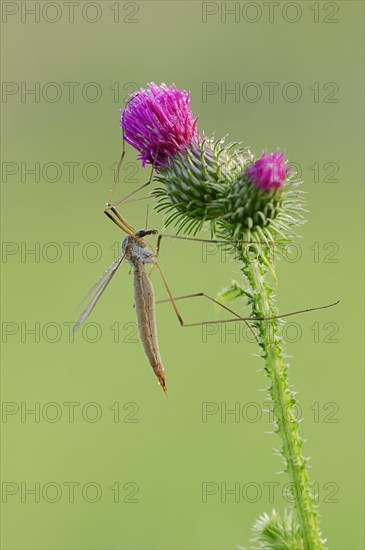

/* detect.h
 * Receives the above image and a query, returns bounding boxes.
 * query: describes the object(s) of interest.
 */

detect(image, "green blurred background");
[1,1,364,548]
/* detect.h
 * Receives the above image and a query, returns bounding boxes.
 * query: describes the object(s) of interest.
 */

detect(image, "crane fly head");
[128,228,158,249]
[135,228,158,239]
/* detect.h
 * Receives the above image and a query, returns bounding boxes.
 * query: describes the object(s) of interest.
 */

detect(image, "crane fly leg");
[105,122,181,236]
[154,278,339,328]
[153,264,183,325]
[155,233,279,259]
[119,194,155,206]
[106,168,155,210]
[107,133,126,206]
[105,127,160,226]
[104,162,156,234]
[104,207,136,235]
[153,263,257,331]
[156,291,258,341]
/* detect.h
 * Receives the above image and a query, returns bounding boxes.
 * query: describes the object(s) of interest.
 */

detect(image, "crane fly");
[73,222,168,393]
[73,133,339,395]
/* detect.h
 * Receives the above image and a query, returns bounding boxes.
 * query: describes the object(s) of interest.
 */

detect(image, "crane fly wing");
[73,252,126,334]
[78,254,126,308]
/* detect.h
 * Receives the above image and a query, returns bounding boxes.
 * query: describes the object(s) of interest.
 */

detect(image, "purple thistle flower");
[120,83,199,168]
[247,150,291,191]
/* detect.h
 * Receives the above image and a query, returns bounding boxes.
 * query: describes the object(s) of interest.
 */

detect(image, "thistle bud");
[219,150,299,242]
[247,150,290,191]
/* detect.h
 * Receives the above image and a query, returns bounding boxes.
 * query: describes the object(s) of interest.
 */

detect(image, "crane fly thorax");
[122,233,156,268]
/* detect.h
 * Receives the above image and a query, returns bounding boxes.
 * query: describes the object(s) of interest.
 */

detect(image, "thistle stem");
[241,255,325,549]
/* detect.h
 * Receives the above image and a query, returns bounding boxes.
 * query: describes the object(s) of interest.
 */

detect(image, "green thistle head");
[154,142,304,252]
[153,137,248,235]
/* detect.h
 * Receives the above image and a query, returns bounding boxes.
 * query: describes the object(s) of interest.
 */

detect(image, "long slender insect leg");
[154,266,339,327]
[106,162,156,210]
[117,194,155,206]
[105,117,180,234]
[105,119,180,230]
[104,149,158,232]
[105,117,163,215]
[106,107,137,207]
[154,263,257,328]
[107,129,126,206]
[104,207,136,235]
[104,108,154,231]
[155,233,279,259]
[155,291,258,342]
[154,264,184,325]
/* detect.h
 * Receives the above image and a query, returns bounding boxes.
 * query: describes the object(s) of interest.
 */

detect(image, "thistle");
[121,82,199,168]
[121,83,303,245]
[120,83,327,549]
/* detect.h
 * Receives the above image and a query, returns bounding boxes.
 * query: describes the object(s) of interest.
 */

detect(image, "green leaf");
[216,280,252,303]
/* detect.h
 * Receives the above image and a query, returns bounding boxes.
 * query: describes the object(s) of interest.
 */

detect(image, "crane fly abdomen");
[133,262,166,393]
[123,234,167,394]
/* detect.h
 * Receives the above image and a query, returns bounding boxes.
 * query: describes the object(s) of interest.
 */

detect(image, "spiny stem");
[241,255,325,549]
